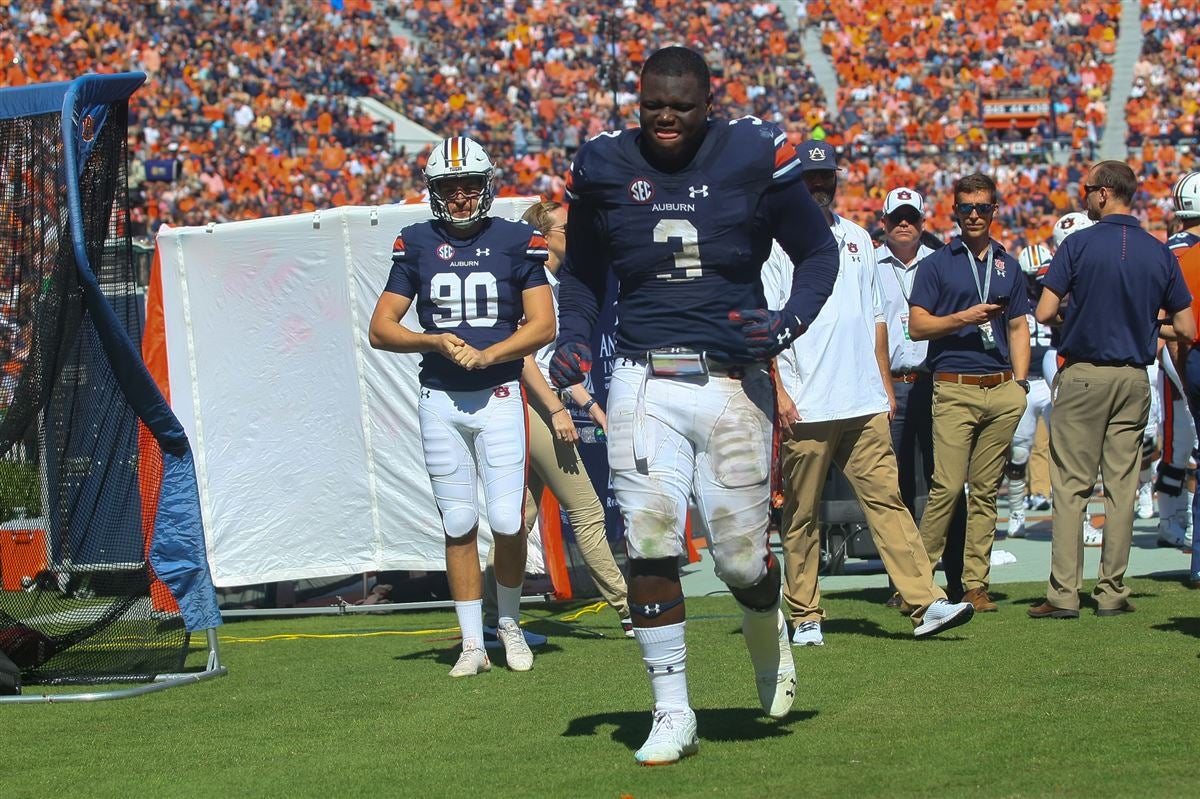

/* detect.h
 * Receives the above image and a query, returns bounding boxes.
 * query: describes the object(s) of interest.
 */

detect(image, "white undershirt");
[876,242,936,372]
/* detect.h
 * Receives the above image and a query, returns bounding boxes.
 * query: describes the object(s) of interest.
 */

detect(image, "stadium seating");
[1124,1,1200,234]
[0,0,1191,242]
[807,0,1121,245]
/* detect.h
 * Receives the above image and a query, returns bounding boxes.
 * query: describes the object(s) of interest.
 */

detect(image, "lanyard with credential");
[967,244,994,305]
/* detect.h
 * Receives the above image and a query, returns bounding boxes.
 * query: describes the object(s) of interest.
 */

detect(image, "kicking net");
[0,75,209,686]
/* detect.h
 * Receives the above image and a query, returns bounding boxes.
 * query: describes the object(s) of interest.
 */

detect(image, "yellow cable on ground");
[556,601,606,622]
[206,600,612,646]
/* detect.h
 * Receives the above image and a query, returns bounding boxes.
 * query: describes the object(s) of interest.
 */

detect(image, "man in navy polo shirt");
[1029,160,1195,619]
[908,172,1031,614]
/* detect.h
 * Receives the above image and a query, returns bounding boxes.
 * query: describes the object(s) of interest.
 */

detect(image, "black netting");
[0,101,188,685]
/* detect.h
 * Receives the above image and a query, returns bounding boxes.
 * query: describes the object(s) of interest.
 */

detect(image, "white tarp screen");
[156,198,543,586]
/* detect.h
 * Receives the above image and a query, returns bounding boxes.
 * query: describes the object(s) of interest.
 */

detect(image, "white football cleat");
[791,620,824,647]
[1027,493,1052,512]
[1008,509,1027,538]
[1157,516,1191,549]
[496,620,534,671]
[634,709,699,766]
[448,640,491,677]
[1136,483,1155,520]
[1083,520,1103,547]
[913,599,975,638]
[744,608,796,719]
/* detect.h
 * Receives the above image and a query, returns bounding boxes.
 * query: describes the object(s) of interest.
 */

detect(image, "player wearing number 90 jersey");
[384,219,550,390]
[369,135,554,680]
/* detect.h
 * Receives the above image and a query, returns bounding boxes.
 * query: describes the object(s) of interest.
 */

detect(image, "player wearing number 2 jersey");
[550,46,839,765]
[369,136,554,679]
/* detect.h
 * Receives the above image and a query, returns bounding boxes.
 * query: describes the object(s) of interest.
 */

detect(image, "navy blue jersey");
[385,217,548,391]
[1168,230,1200,251]
[557,119,838,363]
[1022,274,1052,378]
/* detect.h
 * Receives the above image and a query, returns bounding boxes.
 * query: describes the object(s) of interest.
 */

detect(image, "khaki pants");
[1046,363,1150,610]
[1029,419,1051,497]
[485,402,629,623]
[920,379,1026,592]
[780,412,944,625]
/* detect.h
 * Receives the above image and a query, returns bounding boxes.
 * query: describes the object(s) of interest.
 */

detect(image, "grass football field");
[4,577,1198,799]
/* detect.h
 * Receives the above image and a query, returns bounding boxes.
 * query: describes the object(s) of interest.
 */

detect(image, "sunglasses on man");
[885,207,922,225]
[954,202,996,217]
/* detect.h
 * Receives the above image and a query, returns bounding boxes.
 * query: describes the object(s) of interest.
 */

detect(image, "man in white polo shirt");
[876,187,968,604]
[763,143,975,645]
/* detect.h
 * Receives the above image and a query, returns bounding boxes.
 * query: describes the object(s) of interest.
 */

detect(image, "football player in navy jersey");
[549,46,839,765]
[369,136,555,678]
[1153,171,1200,548]
[1167,171,1200,252]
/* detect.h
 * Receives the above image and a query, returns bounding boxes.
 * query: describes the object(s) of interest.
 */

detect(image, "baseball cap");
[883,187,924,217]
[798,140,839,172]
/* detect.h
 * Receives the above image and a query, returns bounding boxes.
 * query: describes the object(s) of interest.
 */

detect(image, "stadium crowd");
[0,0,1195,246]
[806,0,1122,245]
[1123,1,1200,234]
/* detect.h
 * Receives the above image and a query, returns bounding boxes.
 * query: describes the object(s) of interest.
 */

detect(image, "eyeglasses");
[1082,184,1106,195]
[955,202,996,217]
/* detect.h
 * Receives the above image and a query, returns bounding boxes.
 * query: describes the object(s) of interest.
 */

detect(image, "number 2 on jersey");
[431,272,498,328]
[653,218,703,281]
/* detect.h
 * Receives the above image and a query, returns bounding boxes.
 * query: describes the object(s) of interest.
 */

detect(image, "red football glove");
[549,341,592,388]
[728,309,801,360]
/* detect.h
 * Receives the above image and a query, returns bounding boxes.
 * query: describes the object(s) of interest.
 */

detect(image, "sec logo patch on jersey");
[437,243,455,261]
[628,178,655,204]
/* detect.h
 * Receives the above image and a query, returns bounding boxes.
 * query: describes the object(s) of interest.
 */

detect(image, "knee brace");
[729,553,781,611]
[1142,435,1159,471]
[630,594,686,620]
[1155,462,1187,496]
[1005,456,1028,482]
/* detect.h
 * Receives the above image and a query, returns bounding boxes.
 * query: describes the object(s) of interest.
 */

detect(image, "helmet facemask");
[425,136,496,229]
[428,172,495,228]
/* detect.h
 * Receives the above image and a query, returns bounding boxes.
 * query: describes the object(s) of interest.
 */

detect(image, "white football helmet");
[1173,171,1200,219]
[1017,244,1053,276]
[424,136,495,228]
[1052,211,1095,248]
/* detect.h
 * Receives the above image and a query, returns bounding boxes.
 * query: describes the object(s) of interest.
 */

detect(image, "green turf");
[4,577,1198,799]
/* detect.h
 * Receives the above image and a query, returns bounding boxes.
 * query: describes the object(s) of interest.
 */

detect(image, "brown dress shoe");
[962,587,998,613]
[885,592,902,609]
[1096,601,1136,617]
[1027,601,1079,619]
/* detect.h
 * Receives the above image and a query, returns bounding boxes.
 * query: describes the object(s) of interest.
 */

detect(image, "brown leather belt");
[891,372,919,384]
[934,370,1013,388]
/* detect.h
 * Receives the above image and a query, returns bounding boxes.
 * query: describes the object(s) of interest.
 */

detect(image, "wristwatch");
[581,398,597,413]
[1016,379,1030,394]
